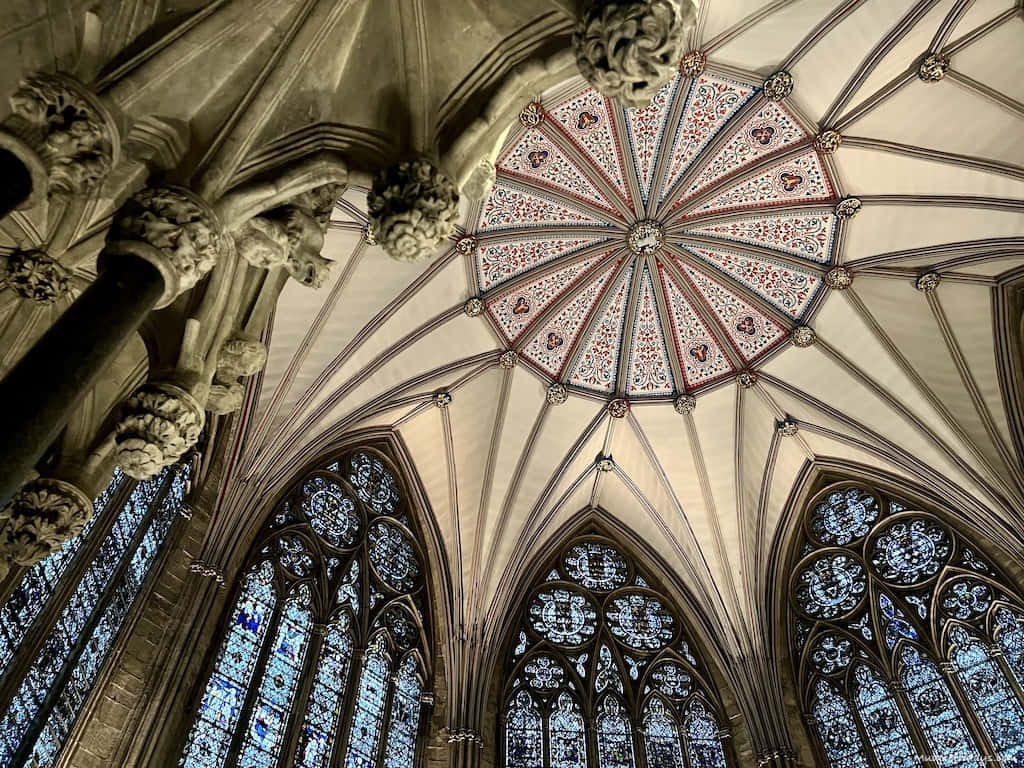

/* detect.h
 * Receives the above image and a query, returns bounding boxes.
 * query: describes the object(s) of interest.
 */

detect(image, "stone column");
[0,185,227,508]
[0,73,117,218]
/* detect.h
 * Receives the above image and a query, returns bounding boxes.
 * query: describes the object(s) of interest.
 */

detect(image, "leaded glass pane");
[29,467,188,764]
[994,606,1024,690]
[939,580,992,621]
[794,553,866,619]
[348,451,401,516]
[343,636,391,768]
[237,589,313,768]
[898,646,983,768]
[179,561,277,768]
[811,680,871,768]
[809,488,879,546]
[525,655,566,690]
[301,476,360,547]
[529,587,598,646]
[597,698,635,768]
[295,615,353,768]
[810,634,853,675]
[869,518,951,585]
[0,471,167,765]
[879,593,919,649]
[596,643,624,693]
[368,521,419,592]
[948,626,1024,768]
[383,655,423,768]
[606,592,675,651]
[643,698,684,768]
[550,692,587,768]
[0,469,123,674]
[650,661,692,699]
[685,700,728,768]
[505,691,543,768]
[853,664,918,768]
[563,542,628,591]
[277,535,315,577]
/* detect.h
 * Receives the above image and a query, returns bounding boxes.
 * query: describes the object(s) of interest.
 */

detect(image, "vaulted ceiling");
[205,0,1024,719]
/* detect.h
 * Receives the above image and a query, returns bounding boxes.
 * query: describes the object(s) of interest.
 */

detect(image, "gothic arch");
[992,265,1024,474]
[771,462,1024,768]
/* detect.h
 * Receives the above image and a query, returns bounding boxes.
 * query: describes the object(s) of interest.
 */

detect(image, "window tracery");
[0,461,192,766]
[790,481,1024,768]
[178,447,431,768]
[502,532,733,768]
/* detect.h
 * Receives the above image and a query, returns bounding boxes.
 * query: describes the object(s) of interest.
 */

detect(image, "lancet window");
[790,481,1024,768]
[502,532,732,768]
[178,447,432,768]
[0,461,193,766]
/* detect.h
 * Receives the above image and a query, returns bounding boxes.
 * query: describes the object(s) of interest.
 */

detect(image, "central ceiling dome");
[471,68,843,401]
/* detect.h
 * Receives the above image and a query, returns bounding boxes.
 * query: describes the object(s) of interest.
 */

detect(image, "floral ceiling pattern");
[472,69,842,400]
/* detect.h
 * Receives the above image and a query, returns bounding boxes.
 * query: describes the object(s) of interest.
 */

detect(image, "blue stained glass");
[550,692,587,768]
[295,614,353,768]
[344,636,391,768]
[301,476,360,547]
[869,518,951,585]
[596,644,624,694]
[810,488,879,546]
[368,521,420,592]
[529,587,598,646]
[853,665,918,768]
[525,655,566,690]
[29,467,187,764]
[643,698,684,768]
[505,691,542,768]
[794,553,866,619]
[597,698,636,768]
[898,645,983,768]
[994,606,1024,690]
[237,589,313,768]
[811,679,871,768]
[879,594,918,649]
[278,536,315,577]
[564,542,628,591]
[0,470,166,766]
[384,656,423,768]
[348,452,401,516]
[650,661,691,699]
[0,469,124,674]
[685,700,728,768]
[948,625,1024,768]
[179,560,277,768]
[810,634,853,675]
[940,580,992,621]
[606,592,675,651]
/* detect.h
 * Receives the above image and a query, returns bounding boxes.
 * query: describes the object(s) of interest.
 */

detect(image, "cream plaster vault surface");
[203,0,1024,693]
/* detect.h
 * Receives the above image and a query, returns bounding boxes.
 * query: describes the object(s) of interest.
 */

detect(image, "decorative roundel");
[649,660,693,699]
[347,451,401,516]
[808,487,879,546]
[606,592,676,651]
[383,606,418,649]
[474,71,839,400]
[367,521,420,592]
[868,517,952,585]
[563,541,629,591]
[277,535,315,578]
[794,552,867,619]
[940,579,993,620]
[529,586,599,646]
[809,633,853,675]
[300,476,360,547]
[523,655,566,690]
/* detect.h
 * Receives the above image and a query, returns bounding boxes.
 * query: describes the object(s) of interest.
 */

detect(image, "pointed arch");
[176,443,436,768]
[775,464,1024,768]
[495,517,738,768]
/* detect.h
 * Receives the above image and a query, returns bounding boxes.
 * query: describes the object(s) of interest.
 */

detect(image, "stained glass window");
[179,447,431,768]
[790,480,1024,768]
[502,533,732,768]
[0,462,189,767]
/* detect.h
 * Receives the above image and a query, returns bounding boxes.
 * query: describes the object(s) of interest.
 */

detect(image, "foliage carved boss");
[574,0,698,108]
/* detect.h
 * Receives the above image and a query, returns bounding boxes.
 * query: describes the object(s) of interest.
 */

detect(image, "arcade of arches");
[0,1,1023,767]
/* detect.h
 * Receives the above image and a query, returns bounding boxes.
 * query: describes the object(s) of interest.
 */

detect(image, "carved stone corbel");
[114,381,205,480]
[0,478,93,574]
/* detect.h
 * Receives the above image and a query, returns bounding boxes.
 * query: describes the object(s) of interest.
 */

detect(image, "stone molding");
[0,477,93,571]
[0,72,118,209]
[115,381,205,479]
[0,248,71,304]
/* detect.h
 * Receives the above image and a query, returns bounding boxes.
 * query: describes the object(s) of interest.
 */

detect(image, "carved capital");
[115,381,205,479]
[207,380,245,415]
[0,478,93,567]
[0,248,71,304]
[235,215,290,269]
[217,335,268,379]
[367,159,460,263]
[0,73,118,207]
[574,0,696,107]
[102,186,228,308]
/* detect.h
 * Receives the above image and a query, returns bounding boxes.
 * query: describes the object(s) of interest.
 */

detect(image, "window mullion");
[277,620,327,768]
[7,470,175,767]
[847,684,894,768]
[330,646,368,768]
[941,658,1002,764]
[377,654,401,768]
[224,595,285,767]
[989,641,1024,712]
[888,681,933,767]
[0,474,133,714]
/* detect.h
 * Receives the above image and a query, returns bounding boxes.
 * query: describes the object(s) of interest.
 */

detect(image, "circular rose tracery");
[471,68,839,401]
